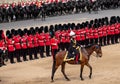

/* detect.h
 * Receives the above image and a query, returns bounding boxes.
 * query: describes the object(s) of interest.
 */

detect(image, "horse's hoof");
[89,76,92,79]
[89,74,92,79]
[66,79,70,81]
[81,78,84,81]
[51,80,54,83]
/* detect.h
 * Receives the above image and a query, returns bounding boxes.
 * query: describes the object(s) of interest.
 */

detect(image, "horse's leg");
[80,64,84,80]
[51,60,59,82]
[61,62,70,81]
[86,63,92,79]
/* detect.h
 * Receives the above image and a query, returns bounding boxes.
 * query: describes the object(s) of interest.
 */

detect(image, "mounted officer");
[67,31,80,63]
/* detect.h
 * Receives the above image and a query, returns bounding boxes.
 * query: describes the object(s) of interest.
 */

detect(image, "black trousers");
[33,47,38,59]
[28,48,33,60]
[21,48,28,61]
[68,47,79,62]
[39,46,45,58]
[94,38,98,44]
[8,51,15,63]
[103,36,107,45]
[46,45,50,56]
[115,34,119,43]
[110,35,115,44]
[107,35,111,45]
[15,49,21,62]
[99,37,103,46]
[90,39,94,44]
[84,39,89,46]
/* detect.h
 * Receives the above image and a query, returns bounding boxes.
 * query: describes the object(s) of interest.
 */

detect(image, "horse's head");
[92,44,102,58]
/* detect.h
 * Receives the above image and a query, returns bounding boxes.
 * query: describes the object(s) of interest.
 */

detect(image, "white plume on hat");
[70,30,75,36]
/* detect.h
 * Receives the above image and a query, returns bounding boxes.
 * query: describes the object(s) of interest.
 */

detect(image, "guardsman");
[76,27,81,45]
[98,26,103,46]
[110,24,115,44]
[60,28,67,51]
[115,23,120,43]
[106,24,111,45]
[32,30,39,59]
[50,33,59,61]
[21,32,28,61]
[38,29,45,58]
[102,25,107,45]
[55,30,61,51]
[93,28,99,44]
[89,26,95,44]
[65,29,70,51]
[27,30,34,60]
[13,32,22,62]
[44,26,51,57]
[85,26,90,46]
[0,39,6,49]
[6,34,16,64]
[80,28,86,46]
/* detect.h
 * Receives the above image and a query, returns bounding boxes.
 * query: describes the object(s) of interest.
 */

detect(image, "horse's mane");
[84,44,99,48]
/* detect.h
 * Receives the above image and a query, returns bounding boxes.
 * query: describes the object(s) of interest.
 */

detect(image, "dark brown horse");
[51,44,102,82]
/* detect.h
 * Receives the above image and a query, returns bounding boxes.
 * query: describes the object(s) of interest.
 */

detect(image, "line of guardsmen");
[0,16,120,64]
[4,26,52,64]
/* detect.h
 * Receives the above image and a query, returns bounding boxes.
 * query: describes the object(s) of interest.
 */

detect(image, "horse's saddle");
[64,49,83,62]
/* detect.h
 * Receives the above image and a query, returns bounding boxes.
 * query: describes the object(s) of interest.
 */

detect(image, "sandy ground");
[0,43,120,84]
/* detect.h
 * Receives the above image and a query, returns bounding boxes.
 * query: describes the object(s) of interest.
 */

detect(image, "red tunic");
[107,25,111,35]
[27,35,34,48]
[38,33,45,46]
[13,35,21,43]
[66,31,70,43]
[7,44,15,52]
[98,27,103,37]
[0,40,6,47]
[55,31,61,44]
[102,26,107,36]
[76,30,81,41]
[89,28,94,39]
[115,24,120,34]
[61,31,67,43]
[85,28,90,39]
[45,33,51,46]
[50,38,58,50]
[110,25,115,35]
[33,36,39,47]
[93,29,98,39]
